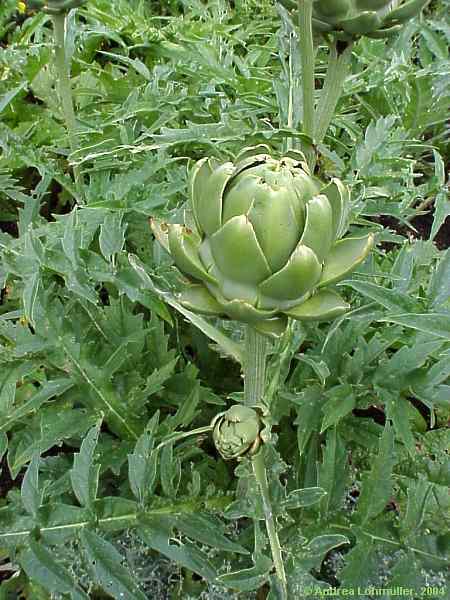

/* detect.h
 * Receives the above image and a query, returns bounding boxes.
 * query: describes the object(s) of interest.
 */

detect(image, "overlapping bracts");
[151,146,373,337]
[279,0,430,40]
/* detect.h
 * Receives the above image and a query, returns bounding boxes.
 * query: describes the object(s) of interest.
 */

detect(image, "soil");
[374,212,450,251]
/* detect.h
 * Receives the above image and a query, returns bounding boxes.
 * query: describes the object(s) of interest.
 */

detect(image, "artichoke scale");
[284,290,349,321]
[149,217,170,253]
[253,316,288,339]
[190,157,213,235]
[258,244,322,308]
[168,224,217,284]
[318,234,374,288]
[299,194,334,263]
[193,160,235,236]
[312,17,335,32]
[248,185,302,273]
[355,0,391,10]
[321,178,349,241]
[209,215,271,284]
[178,284,225,316]
[222,174,260,224]
[366,24,403,38]
[340,12,382,35]
[314,0,350,20]
[383,0,430,25]
[217,297,276,323]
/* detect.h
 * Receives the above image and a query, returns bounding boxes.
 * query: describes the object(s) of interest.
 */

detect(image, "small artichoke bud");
[25,0,86,14]
[212,405,262,460]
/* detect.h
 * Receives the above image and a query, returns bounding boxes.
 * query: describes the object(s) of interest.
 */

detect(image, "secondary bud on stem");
[25,0,85,14]
[211,405,262,460]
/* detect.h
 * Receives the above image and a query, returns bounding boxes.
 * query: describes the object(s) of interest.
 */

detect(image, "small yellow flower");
[17,1,27,13]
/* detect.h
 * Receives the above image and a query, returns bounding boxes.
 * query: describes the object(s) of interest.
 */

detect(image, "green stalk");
[52,11,84,202]
[298,0,315,169]
[244,326,287,599]
[285,31,295,153]
[315,41,353,144]
[244,326,267,408]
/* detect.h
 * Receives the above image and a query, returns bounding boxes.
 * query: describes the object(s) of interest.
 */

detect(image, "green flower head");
[152,146,373,338]
[211,405,262,460]
[279,0,430,40]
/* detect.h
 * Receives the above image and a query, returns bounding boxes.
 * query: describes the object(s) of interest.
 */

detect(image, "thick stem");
[52,12,84,202]
[315,42,353,144]
[298,0,315,170]
[243,326,287,598]
[244,326,268,407]
[252,451,288,599]
[285,32,295,153]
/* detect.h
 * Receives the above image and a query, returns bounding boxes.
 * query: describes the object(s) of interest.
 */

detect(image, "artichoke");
[279,0,430,40]
[151,147,373,338]
[25,0,85,13]
[212,405,262,460]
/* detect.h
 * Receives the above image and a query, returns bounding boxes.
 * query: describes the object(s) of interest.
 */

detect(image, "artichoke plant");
[151,147,373,338]
[212,405,262,460]
[279,0,430,39]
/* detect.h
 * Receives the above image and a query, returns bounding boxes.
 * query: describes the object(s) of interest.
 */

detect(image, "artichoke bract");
[279,0,430,40]
[212,405,262,460]
[151,147,373,338]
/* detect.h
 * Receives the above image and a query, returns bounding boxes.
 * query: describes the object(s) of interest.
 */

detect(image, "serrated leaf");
[383,391,417,457]
[303,534,349,557]
[378,313,450,340]
[402,479,433,533]
[294,387,326,455]
[295,355,330,386]
[160,442,181,498]
[0,432,7,463]
[317,428,349,518]
[429,249,450,308]
[355,116,396,172]
[218,554,272,592]
[138,517,217,581]
[0,83,27,115]
[22,271,40,326]
[80,529,146,600]
[62,209,82,267]
[430,190,450,242]
[140,357,178,398]
[70,422,101,510]
[339,533,377,587]
[99,212,126,260]
[167,381,200,431]
[343,280,419,313]
[128,413,159,504]
[128,253,243,363]
[281,487,326,510]
[8,408,97,479]
[356,422,395,523]
[320,384,355,433]
[20,539,89,600]
[376,340,442,389]
[175,514,249,554]
[0,378,74,434]
[21,452,42,518]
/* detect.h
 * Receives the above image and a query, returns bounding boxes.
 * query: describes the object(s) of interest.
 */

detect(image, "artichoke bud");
[278,0,430,40]
[26,0,85,14]
[211,405,262,460]
[151,146,374,339]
